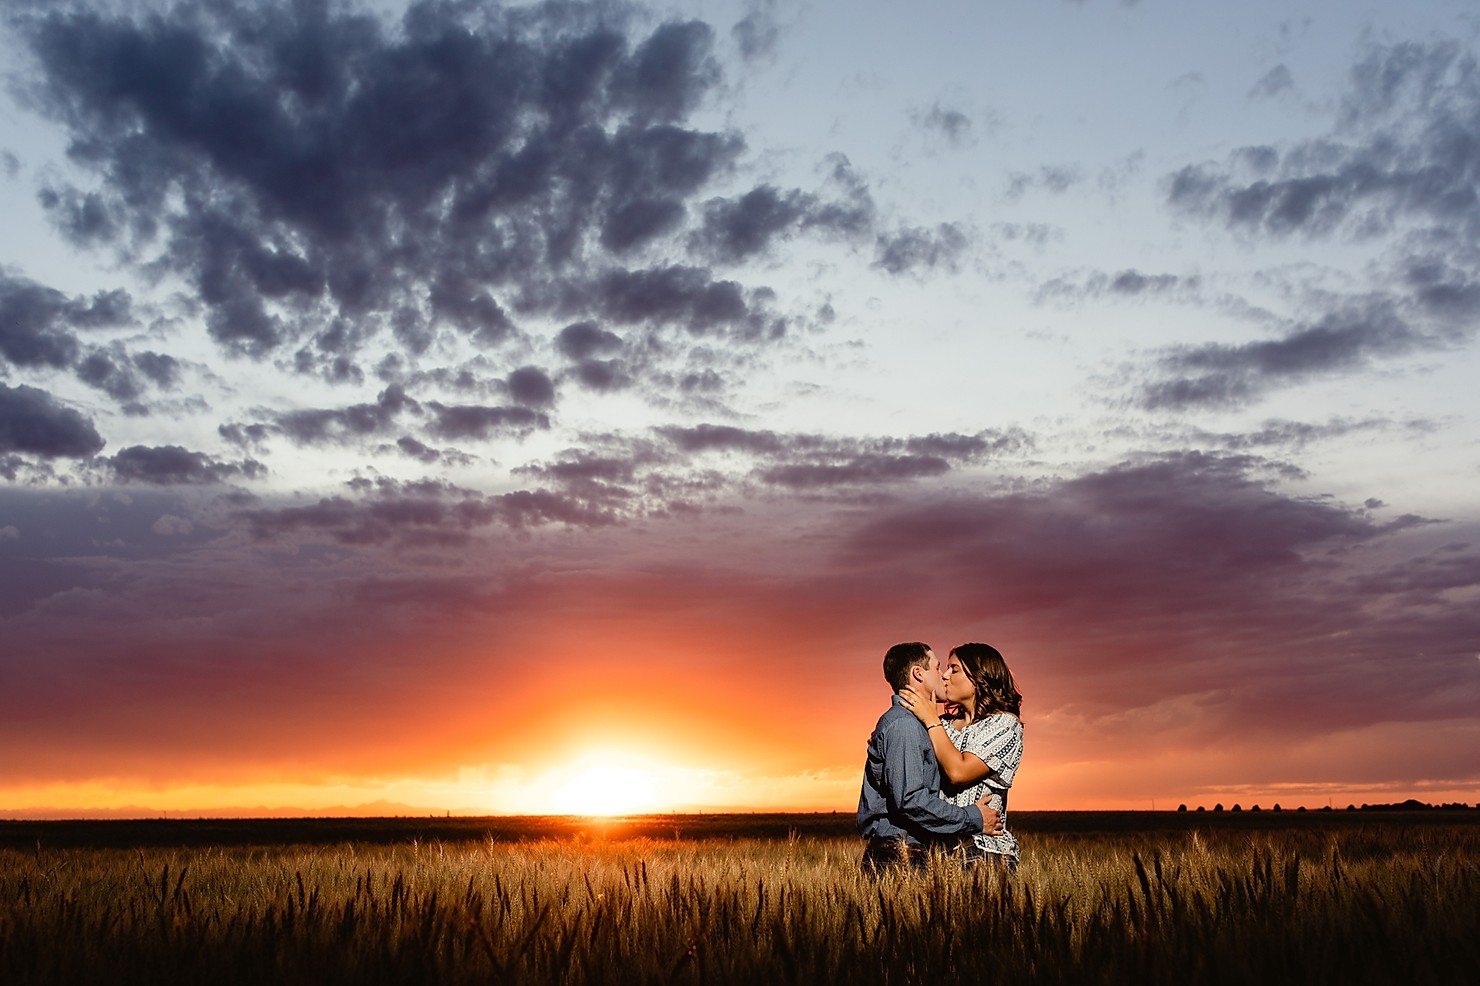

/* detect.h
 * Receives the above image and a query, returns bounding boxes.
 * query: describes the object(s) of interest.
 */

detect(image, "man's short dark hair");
[883,641,932,691]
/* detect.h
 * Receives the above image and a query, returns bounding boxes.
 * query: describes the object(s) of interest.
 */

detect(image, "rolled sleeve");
[961,715,1022,789]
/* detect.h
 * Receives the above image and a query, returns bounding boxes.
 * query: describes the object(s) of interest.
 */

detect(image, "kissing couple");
[856,640,1024,871]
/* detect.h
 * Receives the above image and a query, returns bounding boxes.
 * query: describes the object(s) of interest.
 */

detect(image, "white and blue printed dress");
[939,713,1023,862]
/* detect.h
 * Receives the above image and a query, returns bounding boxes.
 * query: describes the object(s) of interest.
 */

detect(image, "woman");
[899,642,1023,869]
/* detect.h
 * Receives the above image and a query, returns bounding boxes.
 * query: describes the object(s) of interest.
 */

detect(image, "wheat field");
[1,815,1477,984]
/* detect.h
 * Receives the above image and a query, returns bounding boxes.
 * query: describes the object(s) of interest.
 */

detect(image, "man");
[857,641,1003,870]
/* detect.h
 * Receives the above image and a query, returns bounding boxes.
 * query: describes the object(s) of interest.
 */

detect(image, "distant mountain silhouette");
[0,799,459,821]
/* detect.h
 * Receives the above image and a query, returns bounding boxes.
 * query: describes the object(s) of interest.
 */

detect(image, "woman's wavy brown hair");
[951,642,1022,720]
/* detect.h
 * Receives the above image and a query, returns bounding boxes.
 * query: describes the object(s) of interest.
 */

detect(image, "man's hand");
[976,797,1004,835]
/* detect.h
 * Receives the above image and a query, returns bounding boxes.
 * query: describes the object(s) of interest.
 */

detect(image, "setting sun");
[549,764,662,816]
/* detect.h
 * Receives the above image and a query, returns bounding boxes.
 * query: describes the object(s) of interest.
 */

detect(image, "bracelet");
[927,722,943,731]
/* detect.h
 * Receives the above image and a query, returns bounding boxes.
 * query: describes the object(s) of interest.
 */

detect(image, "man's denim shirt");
[857,695,983,846]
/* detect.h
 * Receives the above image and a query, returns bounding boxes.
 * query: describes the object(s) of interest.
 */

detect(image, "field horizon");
[3,806,1477,850]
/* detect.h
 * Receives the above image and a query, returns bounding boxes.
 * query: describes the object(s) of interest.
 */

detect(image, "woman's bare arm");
[898,690,991,785]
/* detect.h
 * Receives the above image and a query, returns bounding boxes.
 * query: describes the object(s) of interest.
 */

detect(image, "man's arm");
[879,717,987,837]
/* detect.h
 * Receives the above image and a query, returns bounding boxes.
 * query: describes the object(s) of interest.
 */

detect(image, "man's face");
[913,650,945,702]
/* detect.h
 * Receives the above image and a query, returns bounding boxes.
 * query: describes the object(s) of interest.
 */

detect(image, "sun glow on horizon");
[548,763,662,816]
[3,760,1471,818]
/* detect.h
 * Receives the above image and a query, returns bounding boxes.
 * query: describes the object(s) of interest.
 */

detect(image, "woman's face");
[942,654,976,706]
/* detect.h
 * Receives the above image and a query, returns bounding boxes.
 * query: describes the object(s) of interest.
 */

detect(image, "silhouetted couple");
[857,641,1024,872]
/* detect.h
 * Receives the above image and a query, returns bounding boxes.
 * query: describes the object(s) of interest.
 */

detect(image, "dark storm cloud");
[392,435,440,463]
[10,3,732,357]
[1400,254,1480,325]
[217,421,271,448]
[75,343,172,408]
[686,152,970,274]
[1184,416,1399,453]
[568,358,633,392]
[496,487,621,527]
[691,185,817,264]
[1168,40,1480,243]
[873,223,970,275]
[1139,40,1480,409]
[11,0,942,383]
[687,167,890,266]
[905,432,1020,460]
[268,384,419,445]
[758,453,951,488]
[555,321,624,360]
[656,423,1030,491]
[662,422,787,455]
[109,444,265,485]
[238,475,612,544]
[496,424,1033,523]
[519,450,645,487]
[672,366,728,395]
[0,271,184,414]
[1141,301,1425,410]
[131,350,181,388]
[513,435,691,517]
[613,19,720,121]
[1344,541,1480,606]
[238,479,479,546]
[75,349,142,402]
[248,368,556,444]
[577,265,760,336]
[0,485,225,615]
[425,402,548,441]
[506,365,556,408]
[841,452,1476,726]
[383,357,492,396]
[755,429,1031,491]
[0,382,105,458]
[845,452,1376,587]
[0,270,131,370]
[3,0,979,454]
[553,320,632,391]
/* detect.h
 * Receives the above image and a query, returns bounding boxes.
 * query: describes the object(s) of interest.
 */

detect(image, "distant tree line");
[1174,799,1475,813]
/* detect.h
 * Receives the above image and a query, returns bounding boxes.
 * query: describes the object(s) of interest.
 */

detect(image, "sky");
[1,0,1478,818]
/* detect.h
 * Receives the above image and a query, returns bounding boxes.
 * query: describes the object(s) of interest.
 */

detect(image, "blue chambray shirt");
[856,694,984,845]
